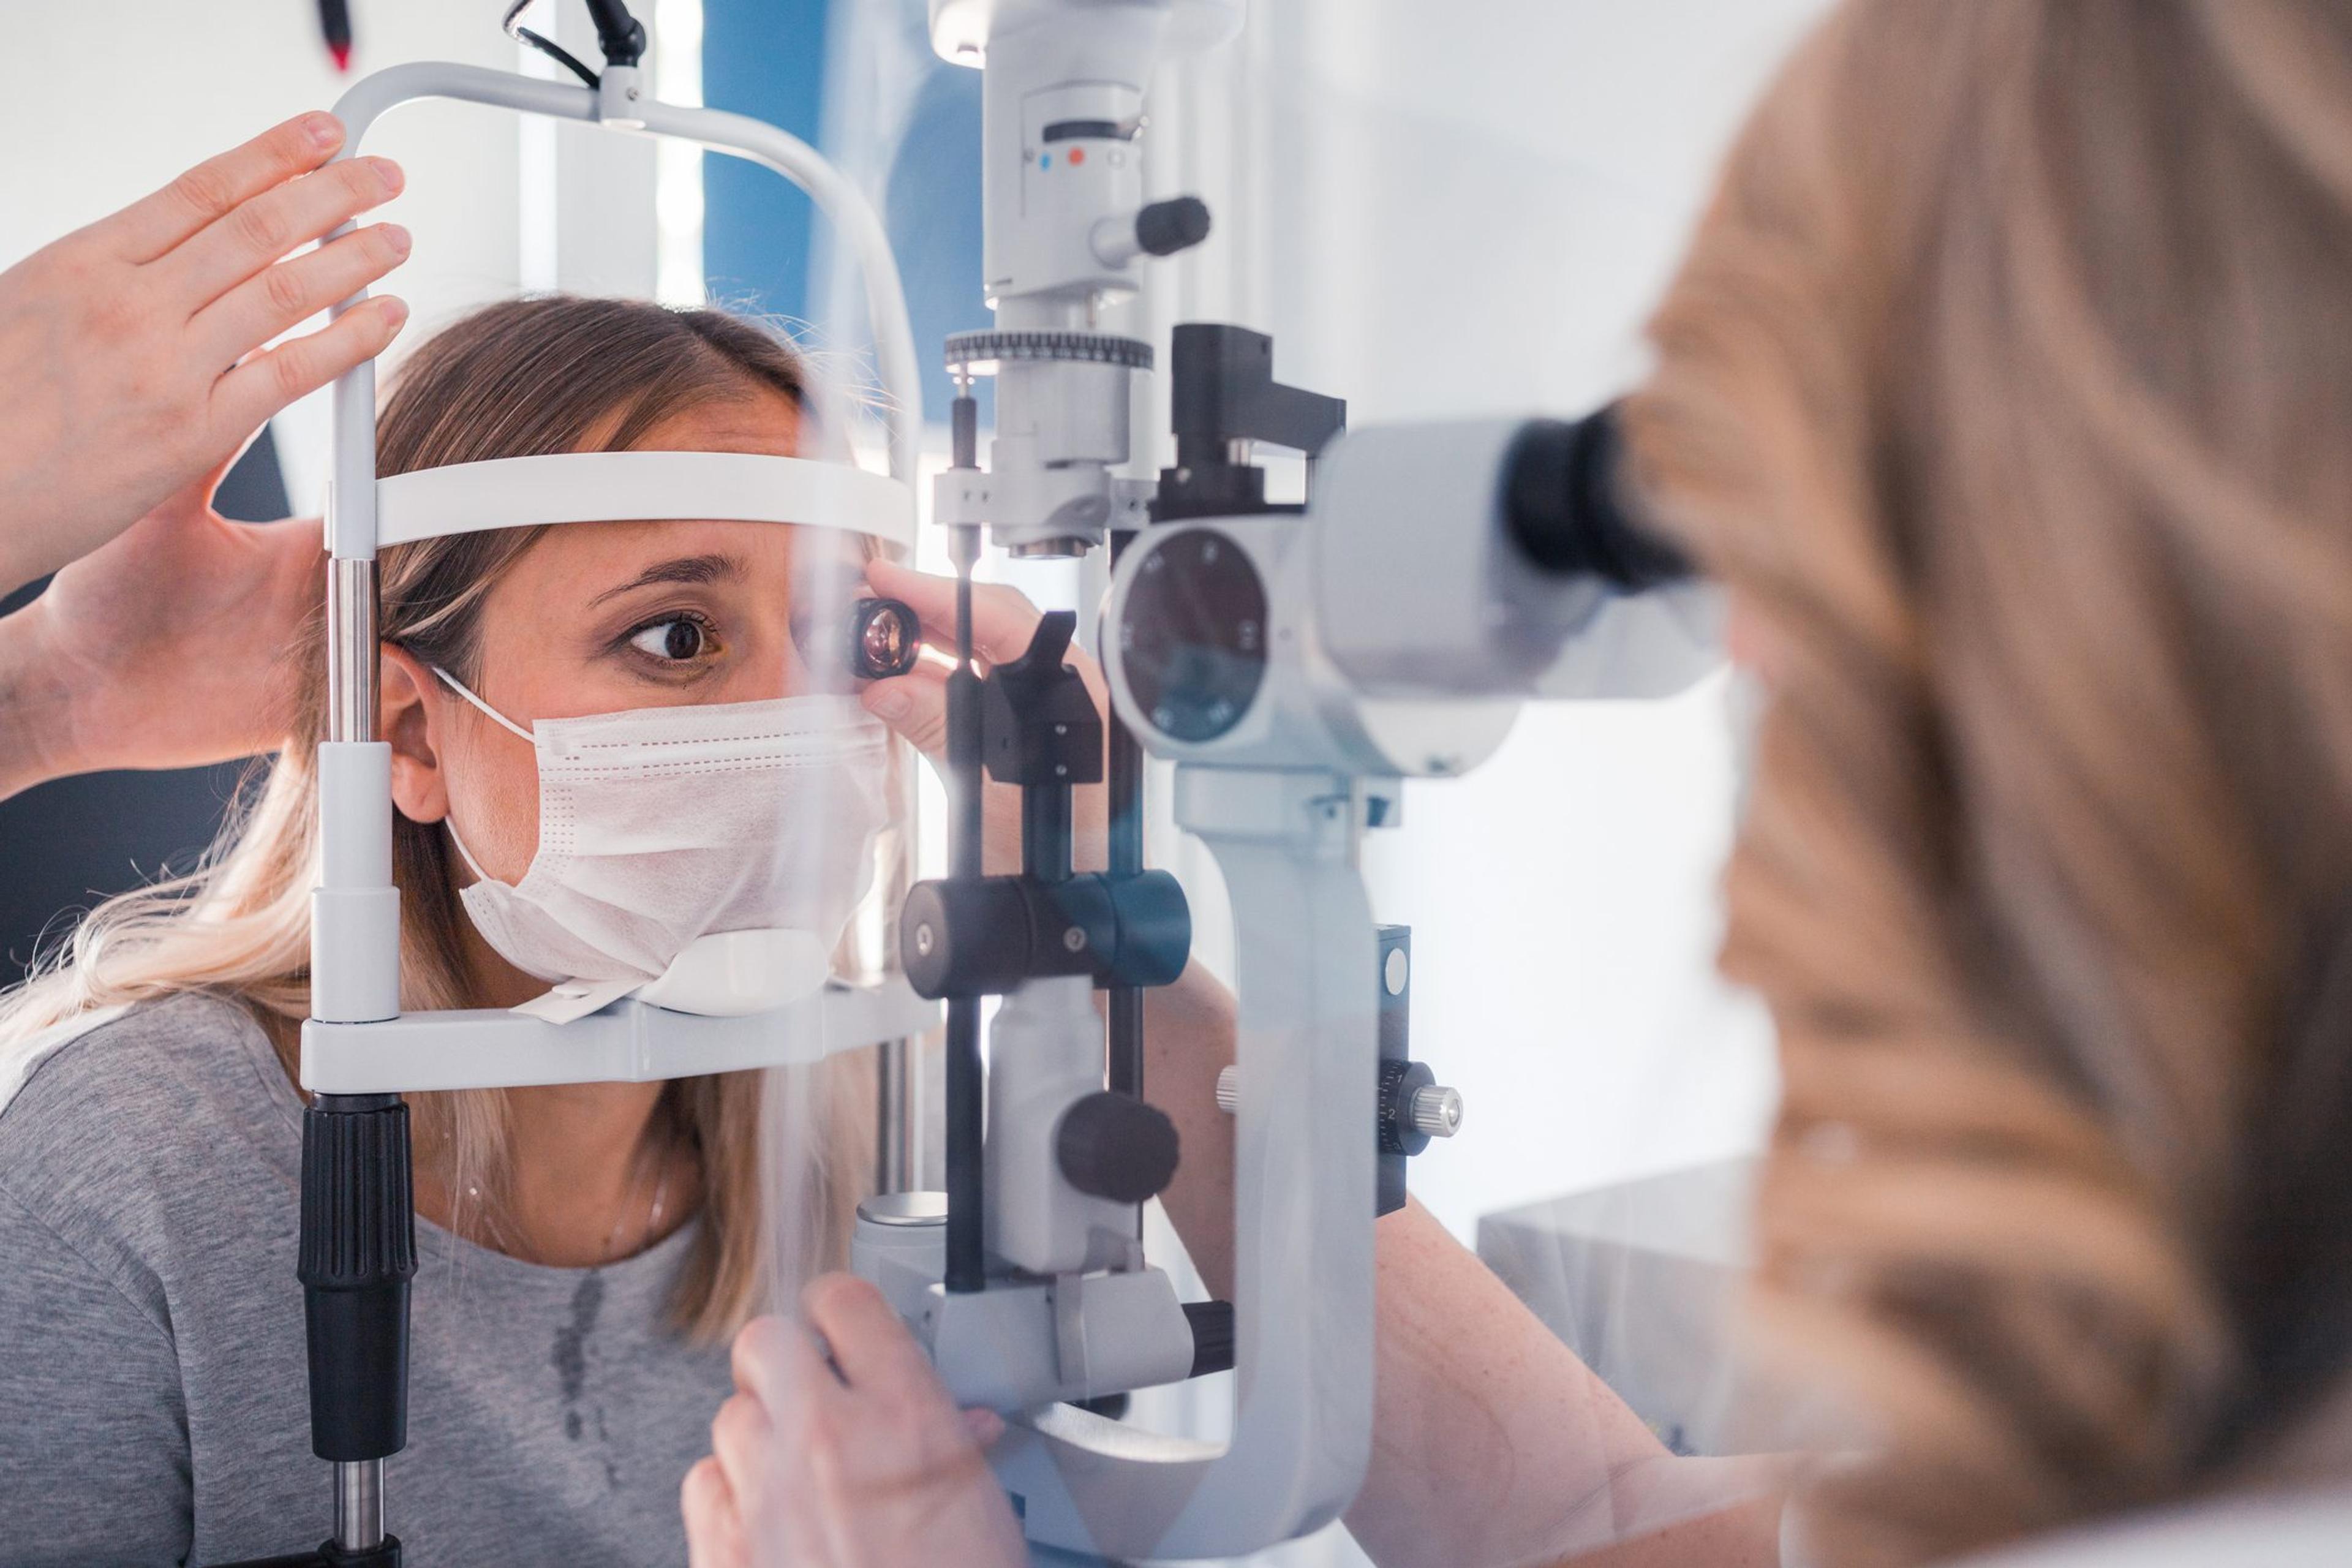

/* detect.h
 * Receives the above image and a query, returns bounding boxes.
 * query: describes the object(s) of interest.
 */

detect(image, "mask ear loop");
[443,818,499,885]
[432,666,538,742]
[432,667,533,886]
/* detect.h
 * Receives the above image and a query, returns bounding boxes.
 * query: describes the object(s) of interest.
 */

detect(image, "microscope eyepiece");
[1503,407,1694,592]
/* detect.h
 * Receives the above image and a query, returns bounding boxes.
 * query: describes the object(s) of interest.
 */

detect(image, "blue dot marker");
[1039,152,1052,169]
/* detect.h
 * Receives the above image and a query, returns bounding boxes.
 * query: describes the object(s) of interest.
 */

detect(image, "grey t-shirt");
[0,992,734,1567]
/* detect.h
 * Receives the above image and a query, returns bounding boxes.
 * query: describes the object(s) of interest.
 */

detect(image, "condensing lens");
[850,598,921,680]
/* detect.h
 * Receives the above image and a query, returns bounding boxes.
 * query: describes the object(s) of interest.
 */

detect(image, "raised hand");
[0,111,408,597]
[683,1276,1025,1568]
[0,458,321,799]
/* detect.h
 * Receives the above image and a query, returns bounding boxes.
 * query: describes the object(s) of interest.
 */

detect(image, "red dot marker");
[1068,146,1087,166]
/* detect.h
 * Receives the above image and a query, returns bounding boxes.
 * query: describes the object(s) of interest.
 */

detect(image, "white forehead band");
[372,451,914,548]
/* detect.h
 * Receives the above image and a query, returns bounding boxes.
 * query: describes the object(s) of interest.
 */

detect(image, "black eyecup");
[1502,407,1694,592]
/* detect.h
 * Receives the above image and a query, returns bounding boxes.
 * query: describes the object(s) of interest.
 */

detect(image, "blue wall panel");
[881,62,990,426]
[702,0,831,324]
[703,0,989,426]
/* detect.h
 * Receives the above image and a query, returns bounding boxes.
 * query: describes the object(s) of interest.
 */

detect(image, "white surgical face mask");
[434,669,890,1023]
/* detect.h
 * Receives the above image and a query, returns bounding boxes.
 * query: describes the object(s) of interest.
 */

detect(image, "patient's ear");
[380,645,449,825]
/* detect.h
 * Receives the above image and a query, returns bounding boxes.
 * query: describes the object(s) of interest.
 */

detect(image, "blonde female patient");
[0,295,919,1567]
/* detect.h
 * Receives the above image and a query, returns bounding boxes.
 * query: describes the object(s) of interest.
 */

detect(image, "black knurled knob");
[298,1099,417,1287]
[1055,1090,1180,1204]
[1136,196,1212,257]
[299,1095,417,1463]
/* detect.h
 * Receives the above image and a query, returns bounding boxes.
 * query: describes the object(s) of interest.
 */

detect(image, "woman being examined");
[0,295,895,1566]
[687,2,2352,1566]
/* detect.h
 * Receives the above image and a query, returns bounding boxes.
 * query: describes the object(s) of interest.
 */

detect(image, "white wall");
[1143,0,1834,1241]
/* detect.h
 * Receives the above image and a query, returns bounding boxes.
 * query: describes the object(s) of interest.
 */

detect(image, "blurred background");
[4,2,1830,1554]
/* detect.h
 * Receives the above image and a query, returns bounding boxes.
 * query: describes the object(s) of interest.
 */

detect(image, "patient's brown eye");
[628,616,709,662]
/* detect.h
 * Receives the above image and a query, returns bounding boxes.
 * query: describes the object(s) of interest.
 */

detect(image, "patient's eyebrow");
[588,552,745,606]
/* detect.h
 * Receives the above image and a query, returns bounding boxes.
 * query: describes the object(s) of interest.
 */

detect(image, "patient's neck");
[488,1079,703,1267]
[409,926,705,1267]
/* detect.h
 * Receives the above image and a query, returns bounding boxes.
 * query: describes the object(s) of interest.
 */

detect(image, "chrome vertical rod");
[326,556,379,745]
[334,1457,383,1551]
[876,1038,918,1193]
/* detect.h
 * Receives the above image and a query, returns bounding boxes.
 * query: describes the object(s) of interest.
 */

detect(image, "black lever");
[982,611,1099,885]
[1169,323,1346,460]
[1154,324,1348,522]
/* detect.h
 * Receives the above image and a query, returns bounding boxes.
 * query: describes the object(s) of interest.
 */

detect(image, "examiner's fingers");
[729,1313,842,1414]
[861,664,948,757]
[709,1390,776,1483]
[801,1273,950,1406]
[166,156,405,307]
[102,113,347,264]
[682,1454,750,1568]
[210,295,409,438]
[191,222,410,365]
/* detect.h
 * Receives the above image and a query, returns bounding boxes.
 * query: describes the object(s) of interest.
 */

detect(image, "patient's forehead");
[499,514,861,599]
[582,383,804,458]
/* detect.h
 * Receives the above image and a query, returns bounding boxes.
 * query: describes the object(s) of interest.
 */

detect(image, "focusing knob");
[1056,1090,1181,1204]
[1378,1060,1464,1158]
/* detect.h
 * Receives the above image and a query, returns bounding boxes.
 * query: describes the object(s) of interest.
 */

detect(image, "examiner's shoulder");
[0,991,300,1213]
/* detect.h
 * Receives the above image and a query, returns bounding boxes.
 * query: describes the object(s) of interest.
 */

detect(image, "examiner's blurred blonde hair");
[0,296,888,1343]
[1626,1,2352,1561]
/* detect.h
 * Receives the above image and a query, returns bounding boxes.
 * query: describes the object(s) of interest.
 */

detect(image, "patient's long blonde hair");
[1626,1,2352,1561]
[0,296,884,1342]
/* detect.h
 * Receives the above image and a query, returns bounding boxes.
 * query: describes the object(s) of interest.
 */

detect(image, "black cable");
[582,0,648,67]
[502,0,601,86]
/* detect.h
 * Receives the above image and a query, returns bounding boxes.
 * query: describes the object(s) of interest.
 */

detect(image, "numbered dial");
[1118,529,1268,744]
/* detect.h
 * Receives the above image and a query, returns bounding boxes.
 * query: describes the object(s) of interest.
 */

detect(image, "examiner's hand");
[0,111,410,597]
[0,458,320,800]
[683,1275,1026,1568]
[858,557,1111,875]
